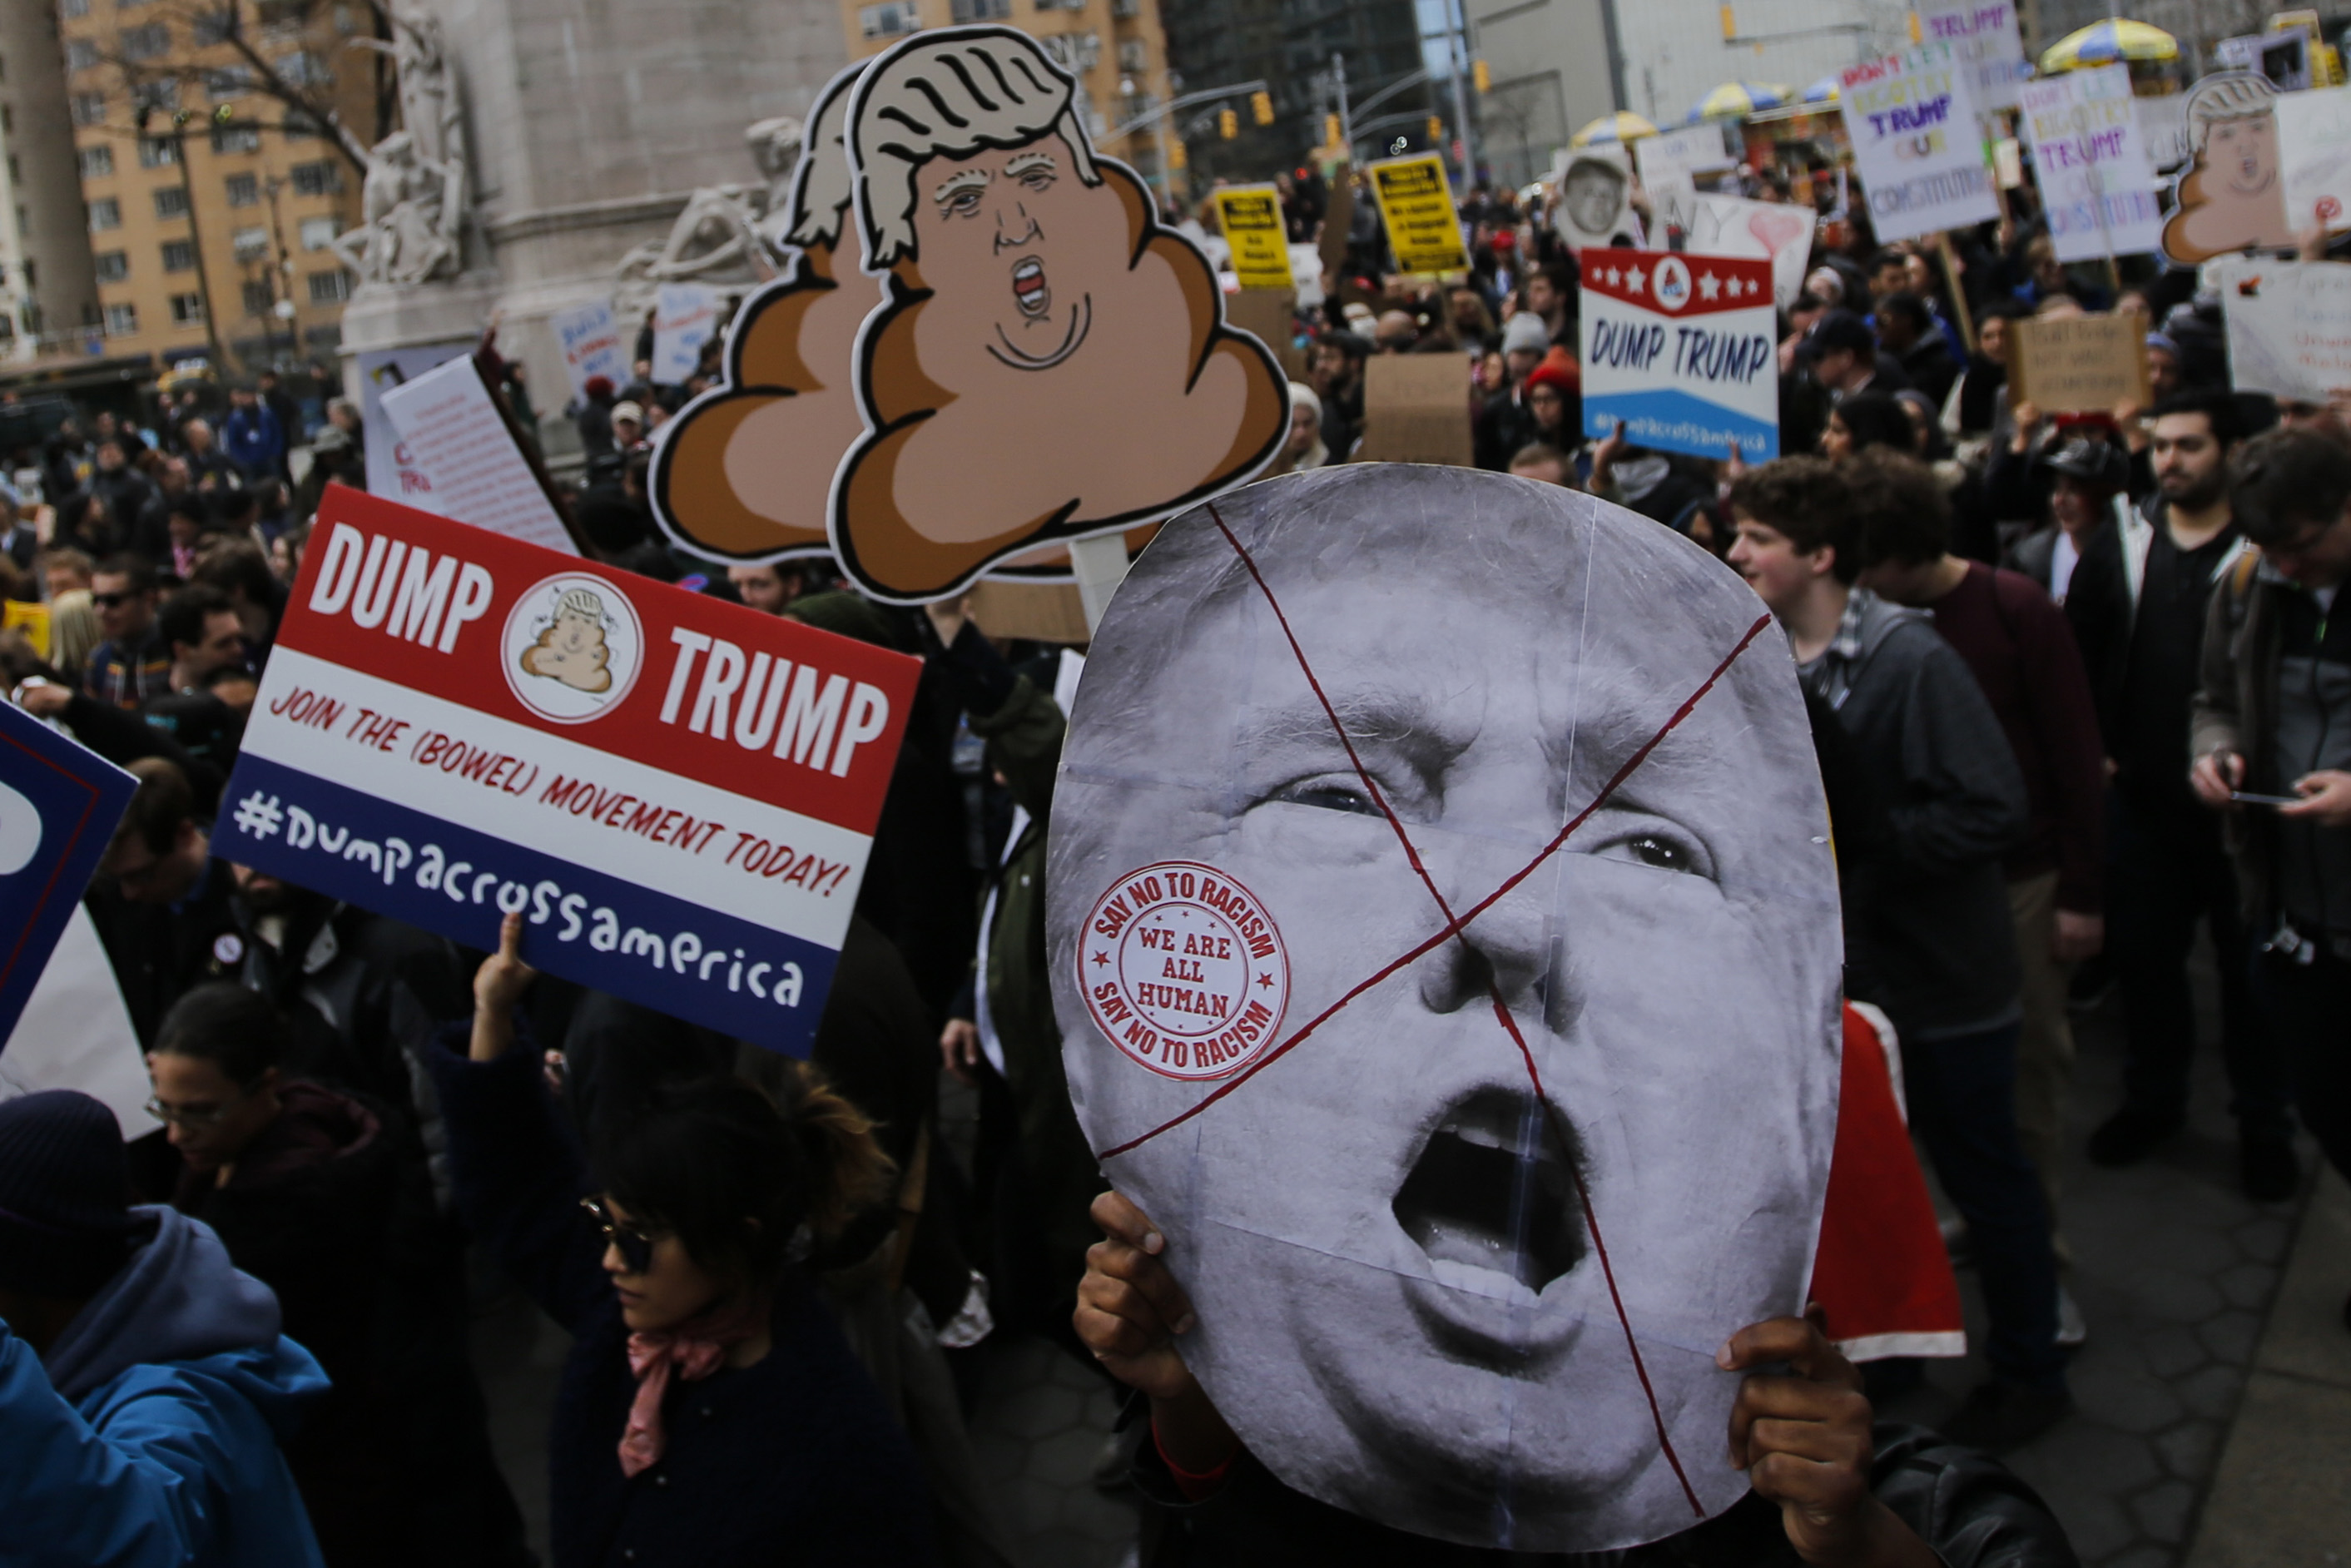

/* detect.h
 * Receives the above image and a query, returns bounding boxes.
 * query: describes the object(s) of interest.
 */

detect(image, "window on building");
[231,226,269,261]
[226,172,259,206]
[275,52,327,87]
[138,136,176,167]
[206,66,250,99]
[77,143,112,178]
[161,239,196,271]
[290,161,340,196]
[308,269,350,304]
[280,112,317,141]
[104,301,137,336]
[950,0,1010,19]
[94,251,128,283]
[153,186,188,219]
[70,92,107,127]
[211,124,261,155]
[859,2,920,39]
[1118,39,1147,71]
[242,280,273,316]
[192,7,233,43]
[133,78,177,113]
[65,39,98,72]
[61,0,91,18]
[87,196,120,231]
[170,292,204,325]
[119,24,171,62]
[298,215,336,251]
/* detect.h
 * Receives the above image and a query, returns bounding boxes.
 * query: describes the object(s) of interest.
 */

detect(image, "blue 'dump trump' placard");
[0,698,136,1054]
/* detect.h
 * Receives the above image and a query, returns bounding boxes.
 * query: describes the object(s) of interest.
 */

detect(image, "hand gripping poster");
[1045,465,1843,1553]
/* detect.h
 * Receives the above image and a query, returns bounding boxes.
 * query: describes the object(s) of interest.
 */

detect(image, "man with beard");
[2066,390,2295,1197]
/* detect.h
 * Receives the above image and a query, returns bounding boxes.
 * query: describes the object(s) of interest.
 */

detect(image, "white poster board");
[2018,65,2165,262]
[1917,0,2030,112]
[2136,93,2192,174]
[1552,149,1636,253]
[355,340,475,504]
[2215,258,2351,402]
[2275,86,2351,234]
[1840,43,2000,243]
[650,282,723,386]
[551,300,629,404]
[378,354,578,555]
[1680,192,1816,310]
[1635,125,1737,235]
[0,908,149,1139]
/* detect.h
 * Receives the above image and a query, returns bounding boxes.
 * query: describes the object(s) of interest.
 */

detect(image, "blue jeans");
[1902,1022,2068,1393]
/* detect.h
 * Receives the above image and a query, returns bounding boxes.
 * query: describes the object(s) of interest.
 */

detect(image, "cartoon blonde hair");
[786,63,866,253]
[851,27,1101,268]
[2187,72,2278,147]
[556,587,606,622]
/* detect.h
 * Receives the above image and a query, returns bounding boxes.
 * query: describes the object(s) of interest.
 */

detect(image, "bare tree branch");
[90,0,374,176]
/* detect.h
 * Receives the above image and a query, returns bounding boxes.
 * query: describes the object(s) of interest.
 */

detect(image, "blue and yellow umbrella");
[1570,111,1659,147]
[1689,82,1795,121]
[2039,18,2178,74]
[1801,75,1841,104]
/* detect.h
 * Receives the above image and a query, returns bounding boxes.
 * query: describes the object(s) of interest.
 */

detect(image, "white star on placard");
[1605,267,1622,286]
[1697,271,1722,300]
[1626,265,1646,294]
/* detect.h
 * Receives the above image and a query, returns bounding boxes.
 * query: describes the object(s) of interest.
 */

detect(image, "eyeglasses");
[145,1094,236,1129]
[580,1195,659,1275]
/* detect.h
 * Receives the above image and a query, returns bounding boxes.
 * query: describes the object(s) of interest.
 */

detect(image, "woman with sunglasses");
[428,913,935,1567]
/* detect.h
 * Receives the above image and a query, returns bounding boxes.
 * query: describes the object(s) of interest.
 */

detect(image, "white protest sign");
[650,282,722,386]
[0,909,148,1139]
[2135,93,2191,174]
[356,340,474,504]
[2018,65,2164,262]
[1681,192,1816,310]
[1635,126,1736,235]
[551,300,629,404]
[379,354,578,555]
[1917,1,2030,112]
[1840,44,2000,243]
[2214,258,2351,402]
[1553,149,1635,253]
[2275,86,2351,233]
[1580,248,1779,460]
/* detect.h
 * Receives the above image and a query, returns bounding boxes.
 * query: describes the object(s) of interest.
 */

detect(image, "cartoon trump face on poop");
[834,26,1287,603]
[2161,72,2295,265]
[649,63,874,563]
[520,588,614,694]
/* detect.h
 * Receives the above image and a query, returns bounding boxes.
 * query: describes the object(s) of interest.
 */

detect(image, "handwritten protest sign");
[1368,153,1469,275]
[1355,355,1474,466]
[2214,258,2351,402]
[2275,86,2351,233]
[1580,248,1778,460]
[1681,191,1815,310]
[2018,65,2164,262]
[356,340,474,502]
[1214,185,1296,290]
[1635,125,1736,236]
[550,300,628,404]
[379,355,578,555]
[1840,44,1999,243]
[0,700,134,1054]
[2009,312,2151,414]
[650,282,722,386]
[1917,0,2029,112]
[215,486,919,1053]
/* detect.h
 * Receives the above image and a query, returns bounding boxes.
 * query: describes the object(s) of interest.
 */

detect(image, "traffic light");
[1426,115,1443,143]
[1168,137,1187,170]
[1324,112,1342,146]
[1219,107,1238,139]
[1719,4,1736,39]
[1251,90,1273,127]
[1472,59,1490,93]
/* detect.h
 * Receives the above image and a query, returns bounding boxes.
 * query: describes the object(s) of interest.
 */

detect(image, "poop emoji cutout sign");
[650,64,875,561]
[2161,72,2296,265]
[834,26,1286,603]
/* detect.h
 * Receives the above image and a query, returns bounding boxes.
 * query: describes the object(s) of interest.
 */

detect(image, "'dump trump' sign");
[1580,248,1778,461]
[215,484,918,1052]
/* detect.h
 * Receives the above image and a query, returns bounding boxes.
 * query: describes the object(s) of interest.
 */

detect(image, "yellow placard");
[1213,185,1295,290]
[3,599,51,660]
[1367,153,1468,276]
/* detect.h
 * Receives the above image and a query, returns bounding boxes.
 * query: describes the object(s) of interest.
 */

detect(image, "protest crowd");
[2,12,2351,1568]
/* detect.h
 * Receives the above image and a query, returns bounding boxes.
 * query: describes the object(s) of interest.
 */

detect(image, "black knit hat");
[0,1091,134,1301]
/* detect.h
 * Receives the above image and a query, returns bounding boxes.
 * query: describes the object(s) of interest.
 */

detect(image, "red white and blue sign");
[216,484,919,1054]
[1580,247,1780,463]
[0,700,135,1054]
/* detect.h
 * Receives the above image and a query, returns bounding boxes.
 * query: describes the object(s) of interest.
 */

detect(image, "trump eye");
[1594,826,1714,879]
[942,190,985,218]
[1015,166,1056,191]
[1268,777,1386,818]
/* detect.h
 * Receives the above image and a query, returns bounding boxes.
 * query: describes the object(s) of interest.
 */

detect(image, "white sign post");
[2018,65,2165,262]
[1917,1,2030,112]
[1840,44,2001,244]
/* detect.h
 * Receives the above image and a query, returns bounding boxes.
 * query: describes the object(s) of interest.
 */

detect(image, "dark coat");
[425,1031,936,1568]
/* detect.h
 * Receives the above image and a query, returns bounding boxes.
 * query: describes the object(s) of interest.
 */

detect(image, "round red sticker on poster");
[1079,861,1290,1080]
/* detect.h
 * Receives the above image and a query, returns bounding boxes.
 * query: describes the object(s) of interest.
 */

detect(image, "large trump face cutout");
[1046,467,1843,1553]
[835,27,1287,603]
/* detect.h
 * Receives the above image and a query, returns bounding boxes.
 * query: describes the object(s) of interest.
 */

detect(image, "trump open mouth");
[1012,256,1050,319]
[1393,1085,1588,1298]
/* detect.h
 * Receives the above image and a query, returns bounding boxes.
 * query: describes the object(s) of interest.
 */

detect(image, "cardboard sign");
[1839,44,2000,243]
[1223,288,1306,381]
[356,340,475,502]
[2018,65,2165,262]
[650,282,722,386]
[1679,192,1815,311]
[551,300,629,404]
[379,354,578,555]
[1214,185,1296,290]
[1368,153,1470,275]
[1580,248,1778,461]
[0,699,135,1054]
[1354,355,1474,467]
[2215,258,2351,402]
[214,486,919,1054]
[1917,0,2029,112]
[2276,85,2351,232]
[2009,312,2151,414]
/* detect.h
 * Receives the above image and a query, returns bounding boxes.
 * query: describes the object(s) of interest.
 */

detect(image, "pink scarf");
[618,1295,768,1478]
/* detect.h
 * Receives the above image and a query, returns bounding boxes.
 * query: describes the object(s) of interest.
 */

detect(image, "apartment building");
[57,0,375,371]
[838,0,1177,190]
[0,2,101,359]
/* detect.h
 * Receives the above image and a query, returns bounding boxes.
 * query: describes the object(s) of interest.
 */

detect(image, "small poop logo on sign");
[501,573,645,725]
[1080,860,1290,1079]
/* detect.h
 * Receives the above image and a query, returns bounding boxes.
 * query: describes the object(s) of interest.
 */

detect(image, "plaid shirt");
[86,630,172,711]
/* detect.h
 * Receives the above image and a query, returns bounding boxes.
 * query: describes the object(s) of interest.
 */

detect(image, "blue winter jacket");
[0,1206,330,1567]
[220,404,285,479]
